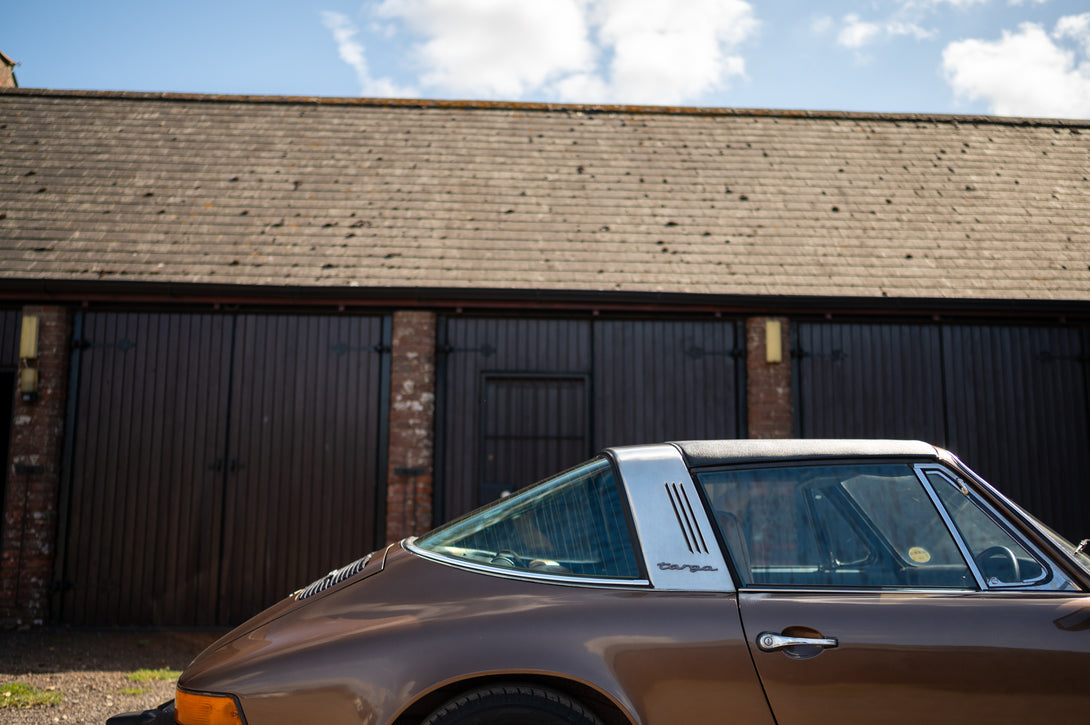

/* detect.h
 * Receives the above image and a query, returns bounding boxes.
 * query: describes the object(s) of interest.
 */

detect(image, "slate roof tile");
[2,90,1089,301]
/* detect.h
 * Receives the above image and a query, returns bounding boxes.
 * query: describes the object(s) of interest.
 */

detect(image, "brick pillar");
[1,306,71,627]
[385,310,436,544]
[746,316,792,439]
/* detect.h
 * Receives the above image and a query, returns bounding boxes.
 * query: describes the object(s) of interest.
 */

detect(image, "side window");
[925,470,1046,586]
[698,464,975,590]
[415,457,642,580]
[809,489,871,566]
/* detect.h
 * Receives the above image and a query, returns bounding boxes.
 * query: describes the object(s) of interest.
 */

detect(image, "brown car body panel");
[180,545,774,725]
[740,591,1090,725]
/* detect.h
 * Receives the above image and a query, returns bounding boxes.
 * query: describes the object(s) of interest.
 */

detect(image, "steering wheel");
[490,549,524,568]
[976,545,1021,583]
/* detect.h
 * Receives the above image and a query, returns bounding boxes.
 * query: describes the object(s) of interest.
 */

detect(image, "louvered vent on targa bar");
[665,482,709,554]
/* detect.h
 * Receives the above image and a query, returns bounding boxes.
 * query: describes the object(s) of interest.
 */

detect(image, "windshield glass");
[414,457,642,580]
[1027,515,1090,575]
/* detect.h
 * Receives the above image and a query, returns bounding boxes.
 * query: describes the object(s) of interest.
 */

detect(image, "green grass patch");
[0,682,64,709]
[125,668,181,683]
[120,687,148,696]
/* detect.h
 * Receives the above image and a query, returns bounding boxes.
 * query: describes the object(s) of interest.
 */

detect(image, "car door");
[697,461,1090,725]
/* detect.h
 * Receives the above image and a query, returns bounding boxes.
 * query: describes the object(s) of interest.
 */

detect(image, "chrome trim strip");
[917,464,1056,590]
[915,464,988,591]
[609,444,735,592]
[404,538,652,588]
[739,587,979,595]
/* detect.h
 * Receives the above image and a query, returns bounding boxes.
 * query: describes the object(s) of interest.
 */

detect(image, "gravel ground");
[0,629,222,725]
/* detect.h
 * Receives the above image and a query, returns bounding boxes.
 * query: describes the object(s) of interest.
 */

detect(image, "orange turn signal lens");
[175,689,244,725]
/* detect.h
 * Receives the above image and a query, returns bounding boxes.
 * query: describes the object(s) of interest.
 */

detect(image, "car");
[108,439,1090,725]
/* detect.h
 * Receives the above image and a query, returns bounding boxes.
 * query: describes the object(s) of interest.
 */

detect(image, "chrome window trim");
[917,464,1065,591]
[609,444,735,592]
[915,464,988,591]
[951,455,1089,585]
[738,587,983,595]
[404,538,652,588]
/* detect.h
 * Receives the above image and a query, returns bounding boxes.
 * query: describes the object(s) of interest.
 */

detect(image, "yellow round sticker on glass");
[908,546,932,563]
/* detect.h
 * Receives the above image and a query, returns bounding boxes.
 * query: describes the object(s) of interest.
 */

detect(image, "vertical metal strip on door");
[60,312,232,626]
[217,314,387,624]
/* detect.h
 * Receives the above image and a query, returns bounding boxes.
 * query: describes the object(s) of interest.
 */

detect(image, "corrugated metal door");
[941,324,1090,540]
[439,318,592,518]
[217,314,387,624]
[0,309,19,365]
[61,312,232,625]
[480,373,589,503]
[594,319,743,447]
[795,322,946,440]
[796,321,1090,539]
[1,308,23,558]
[60,311,388,626]
[438,316,743,522]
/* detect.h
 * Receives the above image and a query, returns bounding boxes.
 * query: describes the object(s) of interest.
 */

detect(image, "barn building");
[1,88,1088,626]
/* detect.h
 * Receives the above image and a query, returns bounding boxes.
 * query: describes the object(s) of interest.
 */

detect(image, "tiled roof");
[1,89,1088,302]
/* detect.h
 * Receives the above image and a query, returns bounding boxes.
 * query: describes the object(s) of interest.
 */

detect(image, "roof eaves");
[2,279,1090,319]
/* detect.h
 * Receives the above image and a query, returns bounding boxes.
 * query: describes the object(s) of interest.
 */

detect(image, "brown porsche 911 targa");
[109,440,1090,725]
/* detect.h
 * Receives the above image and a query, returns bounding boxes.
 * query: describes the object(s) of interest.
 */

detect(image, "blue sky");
[4,1,1090,118]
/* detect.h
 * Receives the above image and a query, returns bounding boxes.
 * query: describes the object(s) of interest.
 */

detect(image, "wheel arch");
[390,674,637,725]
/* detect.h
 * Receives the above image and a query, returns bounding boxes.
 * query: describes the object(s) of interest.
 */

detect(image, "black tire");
[420,684,604,725]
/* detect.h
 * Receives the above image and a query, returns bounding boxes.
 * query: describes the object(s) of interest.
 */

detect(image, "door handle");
[757,631,838,652]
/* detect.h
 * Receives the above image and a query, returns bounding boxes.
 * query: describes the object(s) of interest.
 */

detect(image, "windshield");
[1026,515,1090,575]
[414,457,642,581]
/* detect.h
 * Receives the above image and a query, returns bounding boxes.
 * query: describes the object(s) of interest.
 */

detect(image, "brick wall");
[1,306,70,627]
[746,316,793,439]
[384,310,437,543]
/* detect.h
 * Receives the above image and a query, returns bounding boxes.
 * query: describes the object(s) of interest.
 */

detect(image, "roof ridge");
[2,86,1088,128]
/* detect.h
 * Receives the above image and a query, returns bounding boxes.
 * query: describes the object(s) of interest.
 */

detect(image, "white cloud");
[324,0,758,105]
[836,12,932,50]
[838,14,881,48]
[1055,12,1090,56]
[375,0,595,98]
[584,0,757,104]
[320,11,417,97]
[942,17,1090,118]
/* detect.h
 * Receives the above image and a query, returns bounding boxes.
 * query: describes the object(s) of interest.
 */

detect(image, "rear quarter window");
[416,457,642,580]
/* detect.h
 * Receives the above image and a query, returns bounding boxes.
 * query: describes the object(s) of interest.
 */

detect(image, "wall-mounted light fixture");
[19,314,39,402]
[765,319,783,364]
